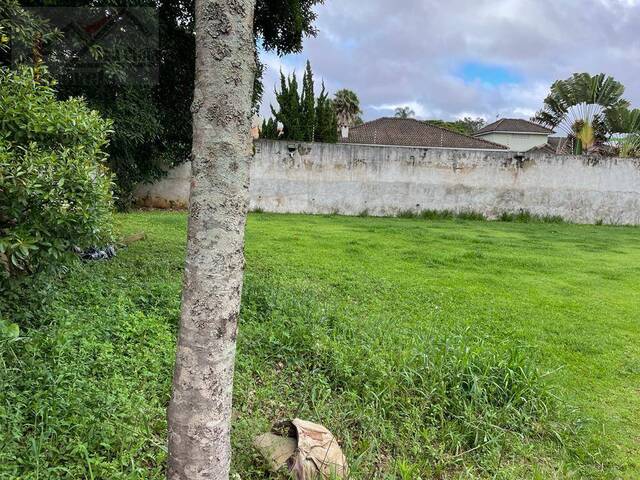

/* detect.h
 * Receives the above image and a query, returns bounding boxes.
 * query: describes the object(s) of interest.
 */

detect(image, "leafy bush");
[0,67,114,278]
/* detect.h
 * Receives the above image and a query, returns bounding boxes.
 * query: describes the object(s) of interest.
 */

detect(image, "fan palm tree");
[333,89,362,127]
[533,73,629,154]
[607,107,640,157]
[394,106,415,118]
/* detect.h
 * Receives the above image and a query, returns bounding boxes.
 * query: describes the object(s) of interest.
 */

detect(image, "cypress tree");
[301,60,316,141]
[270,63,339,143]
[314,84,327,143]
[271,71,289,137]
[272,71,302,140]
[260,118,279,139]
[315,82,338,143]
[326,99,338,143]
[286,73,301,140]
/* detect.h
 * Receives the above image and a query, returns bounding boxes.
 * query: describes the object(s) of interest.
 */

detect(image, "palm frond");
[536,73,628,153]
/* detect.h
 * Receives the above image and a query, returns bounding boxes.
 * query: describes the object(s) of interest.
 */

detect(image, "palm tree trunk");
[167,1,256,479]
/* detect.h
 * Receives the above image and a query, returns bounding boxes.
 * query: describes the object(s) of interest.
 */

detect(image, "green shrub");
[0,67,114,278]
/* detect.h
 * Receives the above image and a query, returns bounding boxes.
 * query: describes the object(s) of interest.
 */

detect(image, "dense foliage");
[11,0,324,208]
[606,106,640,157]
[0,67,113,279]
[0,0,60,65]
[300,60,316,141]
[394,106,415,118]
[426,117,486,136]
[264,61,338,143]
[270,71,302,140]
[333,88,363,126]
[533,73,630,154]
[260,117,278,139]
[14,2,169,209]
[314,82,338,143]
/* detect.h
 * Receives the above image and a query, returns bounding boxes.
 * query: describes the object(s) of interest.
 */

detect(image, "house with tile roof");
[339,117,508,151]
[528,136,573,155]
[473,118,555,152]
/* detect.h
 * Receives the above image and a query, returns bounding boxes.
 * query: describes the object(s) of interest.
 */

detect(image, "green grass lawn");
[2,211,639,479]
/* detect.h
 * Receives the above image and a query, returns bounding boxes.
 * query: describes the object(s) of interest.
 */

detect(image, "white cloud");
[259,0,640,122]
[370,101,432,119]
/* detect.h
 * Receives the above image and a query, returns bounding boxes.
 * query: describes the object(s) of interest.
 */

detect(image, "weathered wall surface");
[136,162,191,209]
[136,140,640,225]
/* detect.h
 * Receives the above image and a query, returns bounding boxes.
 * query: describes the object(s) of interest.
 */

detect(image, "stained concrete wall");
[135,140,640,225]
[136,161,191,209]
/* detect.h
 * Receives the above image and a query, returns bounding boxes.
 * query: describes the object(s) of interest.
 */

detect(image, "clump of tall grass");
[456,210,487,221]
[499,211,565,224]
[419,209,455,220]
[396,209,486,221]
[397,209,422,219]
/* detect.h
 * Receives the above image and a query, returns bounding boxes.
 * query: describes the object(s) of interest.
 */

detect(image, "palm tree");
[607,107,640,157]
[333,89,362,126]
[533,73,629,154]
[394,106,415,118]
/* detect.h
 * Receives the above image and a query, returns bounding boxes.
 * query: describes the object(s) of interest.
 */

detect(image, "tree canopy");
[265,61,337,143]
[425,117,486,136]
[8,0,324,208]
[394,106,415,118]
[0,0,60,65]
[333,89,363,127]
[314,82,338,143]
[533,73,629,154]
[606,106,640,157]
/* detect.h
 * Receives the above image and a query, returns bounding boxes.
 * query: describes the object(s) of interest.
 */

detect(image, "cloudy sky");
[259,0,640,123]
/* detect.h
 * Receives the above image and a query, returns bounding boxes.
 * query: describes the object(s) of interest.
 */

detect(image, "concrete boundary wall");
[135,139,640,225]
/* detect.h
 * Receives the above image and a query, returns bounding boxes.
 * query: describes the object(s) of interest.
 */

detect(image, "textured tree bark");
[167,1,256,479]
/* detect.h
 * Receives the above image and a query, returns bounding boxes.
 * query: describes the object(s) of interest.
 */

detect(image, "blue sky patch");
[457,62,522,85]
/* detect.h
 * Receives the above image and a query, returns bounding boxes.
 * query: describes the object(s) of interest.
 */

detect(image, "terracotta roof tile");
[340,118,508,150]
[475,118,554,135]
[527,137,571,154]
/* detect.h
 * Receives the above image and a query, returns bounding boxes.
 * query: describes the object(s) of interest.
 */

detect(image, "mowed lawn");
[2,211,639,479]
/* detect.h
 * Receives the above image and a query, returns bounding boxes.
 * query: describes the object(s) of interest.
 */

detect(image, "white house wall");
[479,132,548,151]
